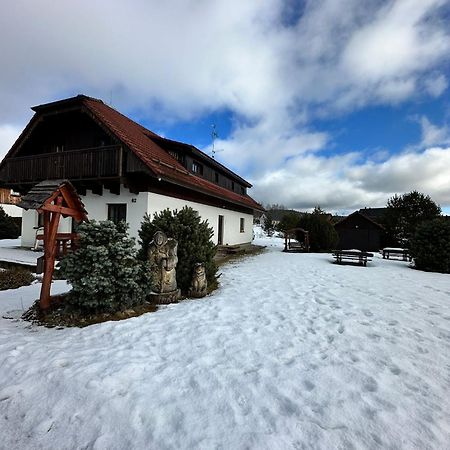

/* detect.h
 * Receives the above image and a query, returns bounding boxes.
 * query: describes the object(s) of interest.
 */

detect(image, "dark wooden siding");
[335,213,383,251]
[17,109,115,157]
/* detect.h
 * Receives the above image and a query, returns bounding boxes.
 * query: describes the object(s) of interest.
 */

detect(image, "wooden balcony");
[0,145,122,184]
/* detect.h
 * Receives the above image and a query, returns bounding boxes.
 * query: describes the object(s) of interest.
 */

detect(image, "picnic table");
[332,250,374,266]
[382,247,411,261]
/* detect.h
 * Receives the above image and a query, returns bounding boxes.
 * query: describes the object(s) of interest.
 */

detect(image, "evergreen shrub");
[298,210,338,252]
[276,212,301,233]
[59,221,151,312]
[138,207,217,293]
[409,218,450,274]
[262,211,276,236]
[0,207,20,239]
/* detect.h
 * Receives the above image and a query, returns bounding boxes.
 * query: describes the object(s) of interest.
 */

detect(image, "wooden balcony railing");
[0,145,122,184]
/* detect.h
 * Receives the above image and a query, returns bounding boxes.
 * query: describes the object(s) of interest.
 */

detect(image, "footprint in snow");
[362,377,378,393]
[367,333,381,342]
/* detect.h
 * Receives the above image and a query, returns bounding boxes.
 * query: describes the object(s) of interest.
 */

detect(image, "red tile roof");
[80,96,263,211]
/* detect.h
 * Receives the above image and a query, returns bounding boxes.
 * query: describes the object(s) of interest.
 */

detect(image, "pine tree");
[138,207,217,293]
[60,221,151,312]
[383,191,441,245]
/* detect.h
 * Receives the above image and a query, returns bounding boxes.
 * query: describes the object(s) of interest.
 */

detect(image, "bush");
[409,218,450,274]
[0,207,20,239]
[138,207,217,293]
[59,221,151,312]
[0,267,35,290]
[298,210,338,252]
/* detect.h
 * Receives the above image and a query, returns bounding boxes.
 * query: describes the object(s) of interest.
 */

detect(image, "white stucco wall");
[20,184,254,247]
[80,186,148,241]
[147,192,253,245]
[21,209,72,248]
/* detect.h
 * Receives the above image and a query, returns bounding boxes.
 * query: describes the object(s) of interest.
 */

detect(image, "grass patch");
[0,267,35,291]
[22,295,158,328]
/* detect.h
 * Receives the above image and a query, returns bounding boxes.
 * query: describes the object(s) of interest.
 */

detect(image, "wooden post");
[39,196,63,309]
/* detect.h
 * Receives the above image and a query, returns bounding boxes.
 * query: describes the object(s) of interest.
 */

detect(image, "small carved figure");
[147,231,179,294]
[188,263,208,298]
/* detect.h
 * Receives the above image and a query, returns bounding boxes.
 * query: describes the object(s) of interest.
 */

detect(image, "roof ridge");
[82,97,156,133]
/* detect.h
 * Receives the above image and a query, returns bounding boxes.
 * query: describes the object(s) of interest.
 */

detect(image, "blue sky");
[0,0,449,213]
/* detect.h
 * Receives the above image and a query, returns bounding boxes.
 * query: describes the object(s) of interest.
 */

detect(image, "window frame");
[192,161,203,175]
[107,203,127,225]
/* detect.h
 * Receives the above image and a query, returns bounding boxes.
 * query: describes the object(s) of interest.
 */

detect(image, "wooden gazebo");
[19,180,88,309]
[283,228,310,253]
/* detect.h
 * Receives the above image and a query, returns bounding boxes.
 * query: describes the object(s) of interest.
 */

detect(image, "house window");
[168,150,180,161]
[215,172,219,183]
[240,218,245,233]
[231,181,235,191]
[108,204,127,224]
[241,187,245,195]
[192,161,203,175]
[37,212,44,228]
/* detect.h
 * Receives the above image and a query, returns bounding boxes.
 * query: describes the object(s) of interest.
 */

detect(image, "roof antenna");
[211,124,224,159]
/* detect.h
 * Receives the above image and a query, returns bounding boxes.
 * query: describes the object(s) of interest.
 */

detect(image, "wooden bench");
[332,250,374,266]
[382,247,411,261]
[287,241,305,251]
[36,232,79,259]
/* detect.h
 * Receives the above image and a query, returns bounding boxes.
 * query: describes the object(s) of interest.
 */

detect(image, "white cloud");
[0,0,449,209]
[0,125,22,161]
[342,0,448,81]
[250,146,450,211]
[0,0,448,123]
[424,74,448,97]
[419,116,450,147]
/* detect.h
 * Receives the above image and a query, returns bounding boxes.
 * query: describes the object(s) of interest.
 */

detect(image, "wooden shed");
[334,211,384,252]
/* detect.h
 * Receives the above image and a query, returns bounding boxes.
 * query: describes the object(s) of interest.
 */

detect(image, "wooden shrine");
[283,228,310,253]
[18,180,88,309]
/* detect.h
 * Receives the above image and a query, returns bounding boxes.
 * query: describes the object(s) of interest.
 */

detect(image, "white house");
[0,95,263,247]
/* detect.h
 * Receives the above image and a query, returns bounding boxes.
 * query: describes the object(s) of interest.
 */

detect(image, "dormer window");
[241,187,246,195]
[231,181,235,191]
[169,150,180,161]
[215,172,219,183]
[192,161,203,175]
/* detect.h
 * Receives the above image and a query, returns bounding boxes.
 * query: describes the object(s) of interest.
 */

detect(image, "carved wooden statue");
[147,231,180,303]
[188,263,208,298]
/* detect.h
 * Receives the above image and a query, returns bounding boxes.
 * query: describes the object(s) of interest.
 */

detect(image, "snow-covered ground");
[0,236,449,449]
[0,238,42,266]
